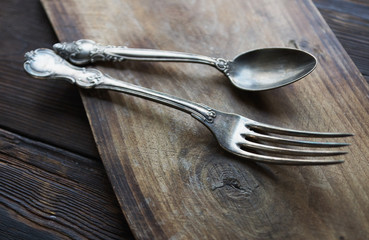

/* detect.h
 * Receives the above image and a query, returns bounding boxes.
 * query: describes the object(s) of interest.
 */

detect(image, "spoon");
[53,39,317,91]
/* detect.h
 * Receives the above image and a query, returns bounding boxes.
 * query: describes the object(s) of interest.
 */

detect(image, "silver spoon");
[53,39,317,91]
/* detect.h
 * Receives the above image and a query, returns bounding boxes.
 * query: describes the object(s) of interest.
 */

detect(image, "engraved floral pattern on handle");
[214,58,230,76]
[53,39,220,67]
[24,48,103,88]
[53,39,126,66]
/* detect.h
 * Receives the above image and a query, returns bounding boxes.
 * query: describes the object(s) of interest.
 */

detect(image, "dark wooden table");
[0,0,368,239]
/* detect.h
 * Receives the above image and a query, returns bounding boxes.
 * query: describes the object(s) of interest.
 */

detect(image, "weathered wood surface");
[42,0,369,239]
[0,0,133,239]
[1,0,368,239]
[0,0,99,159]
[0,128,134,239]
[0,0,368,239]
[314,0,369,82]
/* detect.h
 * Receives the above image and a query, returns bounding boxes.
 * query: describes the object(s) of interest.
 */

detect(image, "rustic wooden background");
[43,0,369,239]
[1,0,368,239]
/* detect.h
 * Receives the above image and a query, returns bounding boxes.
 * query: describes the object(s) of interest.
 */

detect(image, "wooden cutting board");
[41,0,369,239]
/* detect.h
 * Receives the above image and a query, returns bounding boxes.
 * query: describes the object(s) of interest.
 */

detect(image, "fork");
[24,48,352,165]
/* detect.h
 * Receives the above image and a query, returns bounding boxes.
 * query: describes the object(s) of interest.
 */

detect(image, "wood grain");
[0,128,134,239]
[0,0,134,239]
[0,0,99,158]
[42,0,369,239]
[314,0,369,82]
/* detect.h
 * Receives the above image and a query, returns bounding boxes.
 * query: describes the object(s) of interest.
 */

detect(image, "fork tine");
[239,141,348,156]
[244,132,350,147]
[247,123,353,138]
[234,150,345,165]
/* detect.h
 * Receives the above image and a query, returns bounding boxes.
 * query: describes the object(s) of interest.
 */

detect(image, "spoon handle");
[24,48,217,123]
[53,39,229,71]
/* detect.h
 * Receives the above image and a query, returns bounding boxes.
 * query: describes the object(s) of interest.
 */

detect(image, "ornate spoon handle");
[53,39,229,72]
[24,48,216,123]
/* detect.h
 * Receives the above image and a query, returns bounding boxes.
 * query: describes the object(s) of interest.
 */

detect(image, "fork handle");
[24,48,216,123]
[53,39,229,71]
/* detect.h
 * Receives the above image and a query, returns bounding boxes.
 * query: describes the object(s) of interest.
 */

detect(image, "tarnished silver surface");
[53,39,317,91]
[24,49,352,165]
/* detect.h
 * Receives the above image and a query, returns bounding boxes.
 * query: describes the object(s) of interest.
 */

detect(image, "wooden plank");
[314,0,369,82]
[0,128,134,239]
[42,0,369,239]
[0,0,134,238]
[0,0,99,158]
[3,0,366,238]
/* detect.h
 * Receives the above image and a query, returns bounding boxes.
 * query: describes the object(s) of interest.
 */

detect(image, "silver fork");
[24,48,352,165]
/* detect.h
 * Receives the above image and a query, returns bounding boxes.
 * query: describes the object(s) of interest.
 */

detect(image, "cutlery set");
[24,40,352,165]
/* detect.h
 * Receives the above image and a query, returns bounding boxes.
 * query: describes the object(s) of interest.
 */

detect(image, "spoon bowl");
[228,48,317,91]
[53,39,317,91]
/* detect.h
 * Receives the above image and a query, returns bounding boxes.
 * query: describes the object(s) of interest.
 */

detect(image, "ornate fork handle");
[24,48,216,123]
[53,39,229,73]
